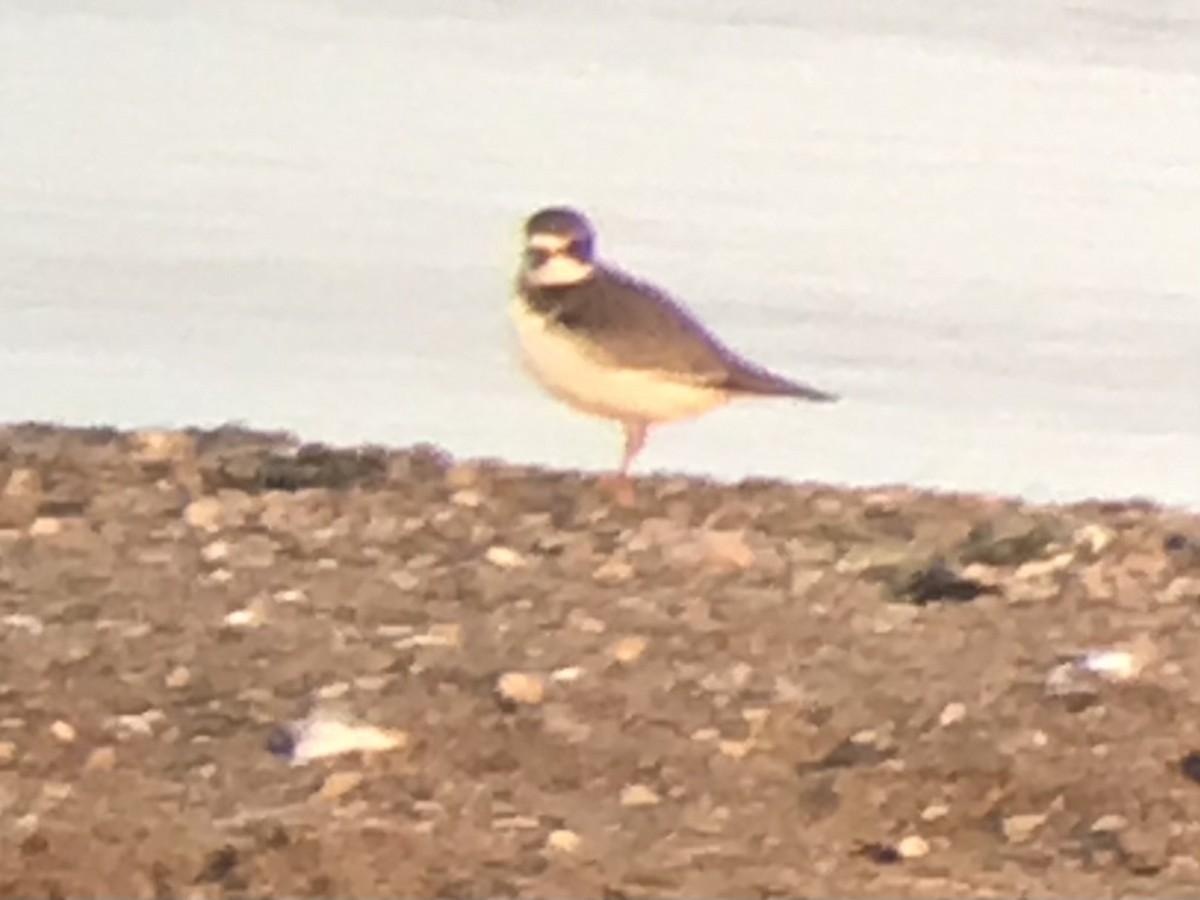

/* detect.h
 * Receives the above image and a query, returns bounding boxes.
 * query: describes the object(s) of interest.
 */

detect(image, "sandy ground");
[2,423,1200,898]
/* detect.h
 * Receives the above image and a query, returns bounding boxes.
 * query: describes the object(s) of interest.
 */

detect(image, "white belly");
[510,297,729,424]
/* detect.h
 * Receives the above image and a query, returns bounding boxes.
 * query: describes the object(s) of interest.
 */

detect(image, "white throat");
[524,256,595,287]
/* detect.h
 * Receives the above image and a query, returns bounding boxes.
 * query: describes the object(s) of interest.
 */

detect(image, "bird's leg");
[619,422,648,477]
[600,422,648,506]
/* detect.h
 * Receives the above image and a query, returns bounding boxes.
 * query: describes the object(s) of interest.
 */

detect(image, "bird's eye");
[525,247,553,267]
[565,237,592,261]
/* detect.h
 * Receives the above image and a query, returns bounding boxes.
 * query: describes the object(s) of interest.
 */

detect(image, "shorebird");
[510,205,837,501]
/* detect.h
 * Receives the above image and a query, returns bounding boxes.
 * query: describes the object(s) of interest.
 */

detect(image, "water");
[2,1,1198,509]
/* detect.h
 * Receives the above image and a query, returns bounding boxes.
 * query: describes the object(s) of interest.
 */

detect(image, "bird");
[509,205,837,502]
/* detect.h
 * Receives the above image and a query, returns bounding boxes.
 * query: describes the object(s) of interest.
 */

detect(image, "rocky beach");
[0,422,1198,897]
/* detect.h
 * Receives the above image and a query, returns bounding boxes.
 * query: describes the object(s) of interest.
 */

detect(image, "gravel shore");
[1,422,1199,898]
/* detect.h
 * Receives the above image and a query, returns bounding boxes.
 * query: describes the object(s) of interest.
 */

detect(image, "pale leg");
[600,421,648,506]
[619,422,648,476]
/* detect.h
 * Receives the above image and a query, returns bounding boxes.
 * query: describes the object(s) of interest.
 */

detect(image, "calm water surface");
[2,1,1198,508]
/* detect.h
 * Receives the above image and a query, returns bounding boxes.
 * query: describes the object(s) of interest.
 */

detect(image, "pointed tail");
[724,361,838,402]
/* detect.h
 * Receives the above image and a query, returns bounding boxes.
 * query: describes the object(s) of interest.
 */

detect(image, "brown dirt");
[2,422,1200,899]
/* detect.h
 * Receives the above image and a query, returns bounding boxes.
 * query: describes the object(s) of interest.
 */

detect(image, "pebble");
[939,702,967,727]
[1170,855,1200,875]
[837,544,910,576]
[2,614,44,636]
[921,804,949,822]
[184,497,225,532]
[1122,827,1170,873]
[719,739,753,759]
[1007,577,1062,603]
[1164,576,1200,604]
[130,430,194,463]
[443,462,480,489]
[84,746,117,772]
[389,571,421,591]
[450,489,483,508]
[742,707,770,728]
[1002,812,1047,843]
[550,666,584,683]
[0,740,16,764]
[485,546,527,569]
[13,814,37,835]
[0,468,41,528]
[393,623,463,649]
[50,720,77,743]
[699,663,755,698]
[28,517,63,537]
[404,551,439,569]
[428,623,463,647]
[541,704,593,743]
[3,467,41,497]
[1074,523,1116,555]
[412,800,445,819]
[546,829,582,853]
[697,529,757,571]
[1014,552,1075,580]
[570,612,607,634]
[960,562,1002,588]
[318,770,364,800]
[110,710,165,737]
[222,606,263,629]
[492,815,541,830]
[896,834,931,859]
[201,540,230,563]
[1123,549,1168,581]
[165,666,192,689]
[317,682,351,700]
[121,622,154,640]
[626,516,678,552]
[355,674,390,692]
[790,568,825,596]
[620,783,662,808]
[1091,813,1129,833]
[655,526,759,573]
[593,558,634,585]
[497,672,545,706]
[206,568,234,585]
[609,635,648,664]
[43,782,73,802]
[1080,563,1113,600]
[229,534,278,568]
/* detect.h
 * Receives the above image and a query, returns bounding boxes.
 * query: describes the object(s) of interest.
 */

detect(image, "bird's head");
[520,206,597,286]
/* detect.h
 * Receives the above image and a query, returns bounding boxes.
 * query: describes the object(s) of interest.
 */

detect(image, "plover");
[510,205,837,499]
